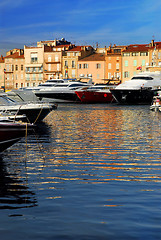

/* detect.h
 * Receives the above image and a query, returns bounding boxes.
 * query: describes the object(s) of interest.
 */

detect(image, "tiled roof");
[79,53,105,61]
[5,52,24,59]
[68,46,83,52]
[123,44,149,52]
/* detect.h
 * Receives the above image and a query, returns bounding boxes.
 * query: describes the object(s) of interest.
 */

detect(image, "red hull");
[0,122,34,152]
[75,90,114,103]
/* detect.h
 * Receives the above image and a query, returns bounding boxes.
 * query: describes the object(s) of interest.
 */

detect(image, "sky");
[0,0,161,56]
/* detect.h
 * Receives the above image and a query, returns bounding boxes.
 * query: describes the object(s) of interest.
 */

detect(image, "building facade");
[62,46,94,79]
[78,53,105,83]
[24,45,44,87]
[4,49,25,89]
[105,45,125,82]
[122,44,149,82]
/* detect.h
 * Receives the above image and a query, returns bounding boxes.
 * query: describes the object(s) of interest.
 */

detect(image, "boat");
[34,81,93,103]
[110,71,161,104]
[0,121,34,152]
[7,78,76,103]
[75,84,116,103]
[150,91,161,111]
[0,93,57,123]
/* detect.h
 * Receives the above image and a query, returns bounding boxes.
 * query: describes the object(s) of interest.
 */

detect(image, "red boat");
[75,85,116,103]
[0,121,34,152]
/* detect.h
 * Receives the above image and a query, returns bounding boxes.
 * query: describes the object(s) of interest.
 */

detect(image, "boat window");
[131,76,153,80]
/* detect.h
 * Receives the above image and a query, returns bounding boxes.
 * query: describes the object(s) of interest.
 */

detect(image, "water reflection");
[0,156,37,209]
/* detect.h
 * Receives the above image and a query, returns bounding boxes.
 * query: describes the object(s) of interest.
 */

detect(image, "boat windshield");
[0,96,16,105]
[131,76,153,80]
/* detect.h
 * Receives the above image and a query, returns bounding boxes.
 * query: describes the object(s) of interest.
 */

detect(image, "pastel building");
[24,45,44,87]
[105,45,125,82]
[44,44,71,80]
[122,44,149,82]
[4,49,25,89]
[62,46,94,79]
[78,53,105,83]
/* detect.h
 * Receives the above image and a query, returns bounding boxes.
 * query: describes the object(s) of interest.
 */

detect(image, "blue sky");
[0,0,161,55]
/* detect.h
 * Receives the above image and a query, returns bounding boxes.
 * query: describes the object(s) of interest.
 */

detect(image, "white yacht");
[0,93,57,123]
[111,71,161,104]
[34,81,93,103]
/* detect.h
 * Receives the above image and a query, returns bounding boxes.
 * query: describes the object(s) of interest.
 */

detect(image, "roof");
[68,46,83,52]
[5,52,24,59]
[79,53,105,61]
[123,44,149,53]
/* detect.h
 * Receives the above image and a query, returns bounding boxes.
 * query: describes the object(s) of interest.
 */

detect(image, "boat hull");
[111,88,154,104]
[75,90,114,103]
[0,122,34,152]
[35,92,80,103]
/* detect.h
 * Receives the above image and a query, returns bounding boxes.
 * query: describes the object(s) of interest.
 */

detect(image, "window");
[133,60,137,66]
[21,74,23,80]
[142,60,145,66]
[12,65,14,71]
[72,70,75,78]
[116,63,119,70]
[72,61,75,68]
[123,53,130,56]
[31,53,38,63]
[16,83,18,88]
[65,61,68,67]
[78,64,81,69]
[124,71,129,78]
[26,74,30,81]
[15,65,18,71]
[108,63,111,69]
[97,74,100,79]
[132,52,139,56]
[27,83,29,87]
[108,72,111,79]
[96,63,101,69]
[48,64,51,71]
[21,65,23,71]
[83,64,88,69]
[21,83,23,88]
[140,52,148,56]
[125,60,128,67]
[33,74,36,80]
[39,74,42,80]
[57,64,59,71]
[48,56,51,62]
[55,56,59,62]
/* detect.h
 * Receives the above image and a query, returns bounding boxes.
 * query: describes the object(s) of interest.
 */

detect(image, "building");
[105,45,125,83]
[24,45,44,87]
[62,46,94,79]
[147,40,161,72]
[122,44,149,82]
[4,49,25,89]
[78,53,106,84]
[44,44,71,80]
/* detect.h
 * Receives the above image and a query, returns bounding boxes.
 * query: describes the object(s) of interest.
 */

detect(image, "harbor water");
[1,103,161,240]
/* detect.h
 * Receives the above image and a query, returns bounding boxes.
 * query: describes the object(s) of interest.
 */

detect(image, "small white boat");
[150,93,161,112]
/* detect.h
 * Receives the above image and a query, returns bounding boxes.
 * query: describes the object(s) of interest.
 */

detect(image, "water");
[1,103,161,240]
